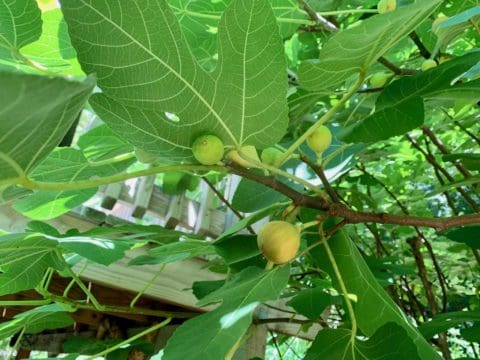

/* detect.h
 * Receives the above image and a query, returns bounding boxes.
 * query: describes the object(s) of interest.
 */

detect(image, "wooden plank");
[73,248,224,312]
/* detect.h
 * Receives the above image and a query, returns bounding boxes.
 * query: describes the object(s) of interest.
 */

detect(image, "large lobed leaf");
[163,266,290,360]
[299,0,441,91]
[61,0,289,163]
[308,230,441,359]
[0,72,94,184]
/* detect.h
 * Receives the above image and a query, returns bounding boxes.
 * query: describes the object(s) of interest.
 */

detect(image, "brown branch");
[407,237,452,360]
[406,134,480,212]
[202,177,255,234]
[409,31,431,59]
[454,120,480,145]
[377,57,419,76]
[357,164,449,310]
[227,164,480,232]
[422,126,473,178]
[300,155,339,202]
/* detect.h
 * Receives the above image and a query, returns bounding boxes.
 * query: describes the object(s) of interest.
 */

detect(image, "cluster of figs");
[189,126,332,265]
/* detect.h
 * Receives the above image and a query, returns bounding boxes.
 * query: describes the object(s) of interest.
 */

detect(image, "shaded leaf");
[304,322,419,360]
[418,311,480,338]
[0,0,42,50]
[0,72,94,184]
[129,240,216,266]
[286,286,333,320]
[163,266,290,360]
[0,234,63,295]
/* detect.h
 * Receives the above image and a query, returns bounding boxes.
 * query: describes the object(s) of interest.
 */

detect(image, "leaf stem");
[57,251,104,311]
[321,230,357,352]
[85,318,172,360]
[130,264,165,308]
[317,9,378,16]
[15,164,226,191]
[7,326,26,360]
[277,73,366,166]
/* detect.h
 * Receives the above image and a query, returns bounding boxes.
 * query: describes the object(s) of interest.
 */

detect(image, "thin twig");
[377,57,419,75]
[202,177,255,234]
[409,31,431,59]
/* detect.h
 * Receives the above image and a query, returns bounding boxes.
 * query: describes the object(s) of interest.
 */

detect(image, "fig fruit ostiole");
[257,221,301,264]
[191,134,224,165]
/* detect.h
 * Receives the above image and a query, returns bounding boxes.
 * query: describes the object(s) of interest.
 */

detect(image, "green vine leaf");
[61,0,289,162]
[163,266,290,360]
[0,72,95,184]
[299,0,441,91]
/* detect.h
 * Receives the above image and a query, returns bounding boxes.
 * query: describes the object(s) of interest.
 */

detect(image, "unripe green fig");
[226,145,260,168]
[261,147,284,166]
[257,221,301,264]
[377,0,396,13]
[134,147,158,164]
[421,59,437,71]
[191,135,224,165]
[306,126,332,154]
[369,72,390,88]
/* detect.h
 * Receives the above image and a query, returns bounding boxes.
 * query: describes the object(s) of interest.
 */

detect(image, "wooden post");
[132,175,156,219]
[164,195,186,229]
[101,183,123,210]
[194,182,214,236]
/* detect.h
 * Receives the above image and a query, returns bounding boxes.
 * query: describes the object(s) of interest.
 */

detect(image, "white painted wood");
[73,247,224,311]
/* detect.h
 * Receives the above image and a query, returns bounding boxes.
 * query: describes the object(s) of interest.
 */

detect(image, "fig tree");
[421,59,437,71]
[261,147,284,166]
[191,135,224,165]
[369,72,390,88]
[257,221,301,264]
[377,0,396,13]
[306,125,332,154]
[226,145,260,168]
[134,147,158,164]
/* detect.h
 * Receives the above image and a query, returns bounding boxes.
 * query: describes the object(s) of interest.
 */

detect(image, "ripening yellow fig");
[421,59,437,71]
[191,134,224,165]
[306,125,332,154]
[369,72,390,88]
[261,147,284,166]
[134,147,158,164]
[226,145,260,168]
[377,0,396,13]
[257,221,301,264]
